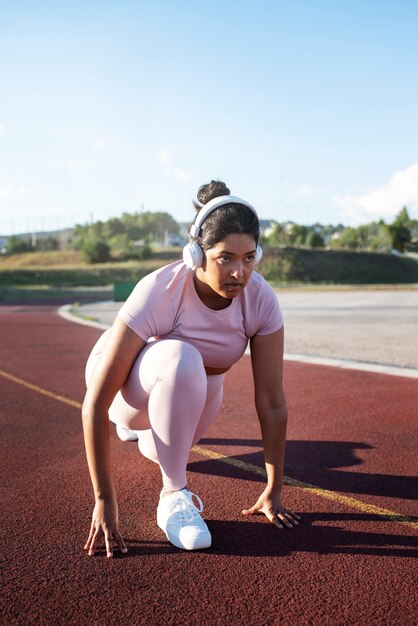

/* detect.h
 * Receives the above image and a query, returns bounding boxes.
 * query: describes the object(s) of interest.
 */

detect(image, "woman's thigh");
[85,336,208,431]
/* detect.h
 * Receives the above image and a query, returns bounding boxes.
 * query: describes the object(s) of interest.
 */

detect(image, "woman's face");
[194,233,258,306]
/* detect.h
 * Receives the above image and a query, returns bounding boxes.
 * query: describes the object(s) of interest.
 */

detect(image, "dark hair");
[192,180,259,251]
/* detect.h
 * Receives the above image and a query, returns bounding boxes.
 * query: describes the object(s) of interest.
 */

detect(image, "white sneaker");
[116,425,139,442]
[157,489,212,550]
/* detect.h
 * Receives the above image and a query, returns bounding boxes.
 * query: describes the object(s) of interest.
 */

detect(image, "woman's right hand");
[84,497,128,558]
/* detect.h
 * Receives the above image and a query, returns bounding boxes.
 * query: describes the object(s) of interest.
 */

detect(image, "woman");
[82,180,300,557]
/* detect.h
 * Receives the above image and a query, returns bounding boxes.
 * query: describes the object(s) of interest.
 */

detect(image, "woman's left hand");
[242,487,300,529]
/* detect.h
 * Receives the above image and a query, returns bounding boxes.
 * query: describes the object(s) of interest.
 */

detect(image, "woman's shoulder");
[241,271,283,336]
[246,270,276,296]
[123,260,191,312]
[118,260,188,340]
[136,260,188,292]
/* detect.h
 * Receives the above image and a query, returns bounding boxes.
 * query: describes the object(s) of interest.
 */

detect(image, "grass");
[0,250,180,289]
[1,248,418,300]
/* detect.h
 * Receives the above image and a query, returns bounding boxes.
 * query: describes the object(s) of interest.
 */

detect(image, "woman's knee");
[140,339,206,389]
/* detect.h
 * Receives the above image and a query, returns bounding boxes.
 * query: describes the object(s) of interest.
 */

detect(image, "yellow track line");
[192,446,418,530]
[0,369,83,410]
[1,368,417,531]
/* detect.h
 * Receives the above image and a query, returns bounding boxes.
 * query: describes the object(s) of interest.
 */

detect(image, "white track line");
[58,304,110,331]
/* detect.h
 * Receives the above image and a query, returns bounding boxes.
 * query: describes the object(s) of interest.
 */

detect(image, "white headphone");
[182,194,263,270]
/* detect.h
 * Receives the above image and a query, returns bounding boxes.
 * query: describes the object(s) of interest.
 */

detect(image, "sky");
[1,0,418,235]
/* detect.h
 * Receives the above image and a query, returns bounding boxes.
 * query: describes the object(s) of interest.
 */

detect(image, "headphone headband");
[189,195,258,238]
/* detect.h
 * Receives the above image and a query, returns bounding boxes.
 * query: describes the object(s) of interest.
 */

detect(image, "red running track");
[0,305,417,626]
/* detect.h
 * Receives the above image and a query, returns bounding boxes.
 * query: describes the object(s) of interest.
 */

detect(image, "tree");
[72,211,180,251]
[388,207,411,252]
[305,230,325,248]
[330,227,359,250]
[288,224,308,246]
[82,238,111,264]
[121,211,180,243]
[38,236,59,251]
[6,236,32,255]
[267,223,289,247]
[367,222,392,253]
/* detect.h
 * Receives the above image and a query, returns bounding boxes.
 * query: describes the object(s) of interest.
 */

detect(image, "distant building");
[0,236,8,254]
[164,232,186,247]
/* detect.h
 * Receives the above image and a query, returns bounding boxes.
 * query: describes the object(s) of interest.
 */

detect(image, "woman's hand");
[242,487,300,529]
[84,497,128,558]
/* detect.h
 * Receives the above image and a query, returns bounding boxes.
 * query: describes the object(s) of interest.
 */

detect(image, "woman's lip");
[225,283,242,290]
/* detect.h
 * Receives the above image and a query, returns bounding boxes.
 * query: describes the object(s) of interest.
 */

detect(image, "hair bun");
[194,180,230,210]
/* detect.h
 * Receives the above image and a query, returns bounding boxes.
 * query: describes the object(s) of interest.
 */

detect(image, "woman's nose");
[230,263,244,279]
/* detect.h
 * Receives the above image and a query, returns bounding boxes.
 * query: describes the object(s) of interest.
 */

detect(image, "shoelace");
[167,490,204,523]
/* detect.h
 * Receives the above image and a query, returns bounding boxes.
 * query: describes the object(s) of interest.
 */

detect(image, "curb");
[58,303,111,331]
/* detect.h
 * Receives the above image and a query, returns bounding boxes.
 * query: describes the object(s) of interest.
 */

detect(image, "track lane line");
[1,368,417,531]
[0,368,83,410]
[192,446,418,530]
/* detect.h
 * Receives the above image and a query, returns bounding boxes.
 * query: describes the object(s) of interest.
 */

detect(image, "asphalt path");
[67,288,418,374]
[0,303,417,625]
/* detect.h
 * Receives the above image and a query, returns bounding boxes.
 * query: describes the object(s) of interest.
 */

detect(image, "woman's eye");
[219,255,230,262]
[246,255,255,262]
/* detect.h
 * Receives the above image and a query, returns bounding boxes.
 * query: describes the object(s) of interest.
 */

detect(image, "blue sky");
[1,0,418,235]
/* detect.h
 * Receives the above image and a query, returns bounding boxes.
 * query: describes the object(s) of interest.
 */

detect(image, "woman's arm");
[242,327,299,528]
[82,316,146,556]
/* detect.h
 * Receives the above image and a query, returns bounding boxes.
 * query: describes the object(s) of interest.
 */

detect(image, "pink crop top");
[118,261,284,369]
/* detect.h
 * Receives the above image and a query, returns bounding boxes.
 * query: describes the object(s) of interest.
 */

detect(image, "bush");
[305,230,325,248]
[6,236,32,255]
[82,239,111,264]
[259,247,418,284]
[134,245,152,260]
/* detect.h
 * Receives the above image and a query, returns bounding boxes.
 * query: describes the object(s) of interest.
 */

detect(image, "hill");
[260,247,418,284]
[0,248,417,295]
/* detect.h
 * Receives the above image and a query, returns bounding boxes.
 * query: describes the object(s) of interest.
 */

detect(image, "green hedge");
[0,267,152,287]
[259,248,418,284]
[1,248,418,288]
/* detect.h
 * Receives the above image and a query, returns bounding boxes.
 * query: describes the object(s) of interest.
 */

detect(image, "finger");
[104,531,114,558]
[275,510,301,528]
[242,505,260,516]
[241,507,254,515]
[263,509,284,529]
[84,526,95,550]
[270,514,284,529]
[113,528,128,554]
[276,513,294,528]
[283,510,300,524]
[88,529,101,557]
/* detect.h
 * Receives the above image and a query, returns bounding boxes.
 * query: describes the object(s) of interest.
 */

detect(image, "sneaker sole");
[157,520,212,551]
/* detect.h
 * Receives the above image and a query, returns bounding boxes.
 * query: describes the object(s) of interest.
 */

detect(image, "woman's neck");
[192,274,232,310]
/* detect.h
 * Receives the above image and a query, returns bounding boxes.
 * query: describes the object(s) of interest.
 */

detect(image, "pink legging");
[85,334,224,490]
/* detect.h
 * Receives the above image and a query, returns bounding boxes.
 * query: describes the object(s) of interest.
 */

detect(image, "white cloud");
[335,163,418,225]
[0,181,29,198]
[42,205,67,216]
[296,184,313,197]
[172,167,191,181]
[159,150,171,165]
[93,139,106,151]
[159,149,190,181]
[66,159,95,169]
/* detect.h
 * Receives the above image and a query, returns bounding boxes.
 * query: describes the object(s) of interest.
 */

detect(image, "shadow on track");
[79,517,418,560]
[190,438,418,501]
[207,514,418,558]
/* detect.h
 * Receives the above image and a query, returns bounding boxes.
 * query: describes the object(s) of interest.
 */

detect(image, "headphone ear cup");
[255,244,263,265]
[183,241,204,270]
